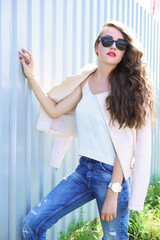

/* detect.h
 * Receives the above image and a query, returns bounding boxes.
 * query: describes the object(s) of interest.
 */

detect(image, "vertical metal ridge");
[1,0,10,238]
[97,0,100,35]
[81,0,85,67]
[110,0,113,20]
[9,0,18,238]
[127,0,131,27]
[0,1,3,239]
[104,0,107,21]
[39,0,45,201]
[49,4,57,238]
[24,0,33,216]
[89,0,93,62]
[10,0,17,238]
[51,0,57,185]
[131,0,135,29]
[62,0,67,78]
[72,0,77,74]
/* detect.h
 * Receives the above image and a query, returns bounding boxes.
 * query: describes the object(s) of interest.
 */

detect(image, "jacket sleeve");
[128,114,151,211]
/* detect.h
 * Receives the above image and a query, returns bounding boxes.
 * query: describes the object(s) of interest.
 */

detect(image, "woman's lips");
[107,52,116,57]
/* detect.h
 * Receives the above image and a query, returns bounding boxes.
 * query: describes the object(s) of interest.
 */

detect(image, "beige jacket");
[36,64,151,211]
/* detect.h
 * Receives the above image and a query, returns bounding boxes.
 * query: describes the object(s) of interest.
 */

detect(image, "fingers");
[22,48,32,56]
[105,215,113,222]
[19,50,27,58]
[101,213,116,222]
[18,49,33,64]
[19,56,26,68]
[101,214,105,221]
[19,49,32,57]
[19,49,35,78]
[113,212,117,218]
[19,50,30,63]
[107,215,113,221]
[22,49,33,62]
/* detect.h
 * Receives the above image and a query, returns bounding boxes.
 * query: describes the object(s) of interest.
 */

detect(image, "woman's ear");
[94,42,99,56]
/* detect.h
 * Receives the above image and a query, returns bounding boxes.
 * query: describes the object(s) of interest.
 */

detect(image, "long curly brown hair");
[94,21,156,129]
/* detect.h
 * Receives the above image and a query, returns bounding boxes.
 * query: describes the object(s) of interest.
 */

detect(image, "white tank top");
[75,79,116,166]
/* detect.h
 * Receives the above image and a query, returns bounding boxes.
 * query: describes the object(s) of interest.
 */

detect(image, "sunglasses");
[98,37,128,51]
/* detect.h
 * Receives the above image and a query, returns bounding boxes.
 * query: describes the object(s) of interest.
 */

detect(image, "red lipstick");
[107,52,116,57]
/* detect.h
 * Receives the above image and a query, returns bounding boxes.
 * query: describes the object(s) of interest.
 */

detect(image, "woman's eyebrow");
[103,35,124,40]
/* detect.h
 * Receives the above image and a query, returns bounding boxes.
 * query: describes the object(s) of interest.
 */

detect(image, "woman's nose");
[110,41,116,50]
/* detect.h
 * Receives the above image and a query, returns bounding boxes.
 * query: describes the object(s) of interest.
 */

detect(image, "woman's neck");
[96,60,116,81]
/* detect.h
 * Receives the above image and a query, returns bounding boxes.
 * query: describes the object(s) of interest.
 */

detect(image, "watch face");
[112,183,121,192]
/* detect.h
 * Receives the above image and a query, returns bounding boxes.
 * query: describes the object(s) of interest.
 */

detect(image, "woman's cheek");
[119,51,125,61]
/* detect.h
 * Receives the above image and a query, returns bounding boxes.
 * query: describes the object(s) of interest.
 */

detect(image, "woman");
[19,21,155,240]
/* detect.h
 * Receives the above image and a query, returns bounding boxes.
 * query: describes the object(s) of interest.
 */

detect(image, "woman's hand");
[19,48,35,78]
[101,189,118,222]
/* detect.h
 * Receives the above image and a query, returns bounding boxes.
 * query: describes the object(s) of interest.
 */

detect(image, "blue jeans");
[22,156,130,240]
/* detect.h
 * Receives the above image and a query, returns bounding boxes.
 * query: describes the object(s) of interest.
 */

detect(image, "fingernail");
[19,57,22,60]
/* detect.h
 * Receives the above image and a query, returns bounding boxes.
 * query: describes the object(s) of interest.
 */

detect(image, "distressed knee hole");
[109,231,116,236]
[37,199,48,209]
[31,209,37,215]
[22,228,29,238]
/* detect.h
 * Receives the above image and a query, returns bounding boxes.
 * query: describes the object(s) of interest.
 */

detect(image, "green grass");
[58,209,102,240]
[128,176,160,240]
[58,177,160,240]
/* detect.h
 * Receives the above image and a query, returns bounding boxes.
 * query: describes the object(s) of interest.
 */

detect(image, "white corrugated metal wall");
[0,0,159,239]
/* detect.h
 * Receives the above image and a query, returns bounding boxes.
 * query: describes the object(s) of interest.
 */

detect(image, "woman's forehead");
[101,27,124,40]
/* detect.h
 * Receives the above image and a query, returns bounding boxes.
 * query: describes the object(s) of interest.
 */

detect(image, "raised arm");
[19,49,82,118]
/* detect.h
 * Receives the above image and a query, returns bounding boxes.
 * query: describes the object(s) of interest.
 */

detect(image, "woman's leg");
[22,165,95,240]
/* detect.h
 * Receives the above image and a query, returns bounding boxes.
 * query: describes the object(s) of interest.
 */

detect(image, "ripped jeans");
[22,156,130,240]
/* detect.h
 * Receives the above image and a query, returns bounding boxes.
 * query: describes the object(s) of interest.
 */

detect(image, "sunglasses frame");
[98,36,128,51]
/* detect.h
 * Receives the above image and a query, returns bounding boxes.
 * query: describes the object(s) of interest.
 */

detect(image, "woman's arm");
[19,49,82,118]
[101,155,124,222]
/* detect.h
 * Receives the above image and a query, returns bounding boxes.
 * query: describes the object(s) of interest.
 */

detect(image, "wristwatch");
[108,182,122,193]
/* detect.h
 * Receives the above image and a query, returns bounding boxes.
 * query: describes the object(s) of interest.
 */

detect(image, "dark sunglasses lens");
[101,37,113,47]
[116,40,128,50]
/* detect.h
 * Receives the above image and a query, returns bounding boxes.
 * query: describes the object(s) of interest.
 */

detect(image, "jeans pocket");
[100,162,113,174]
